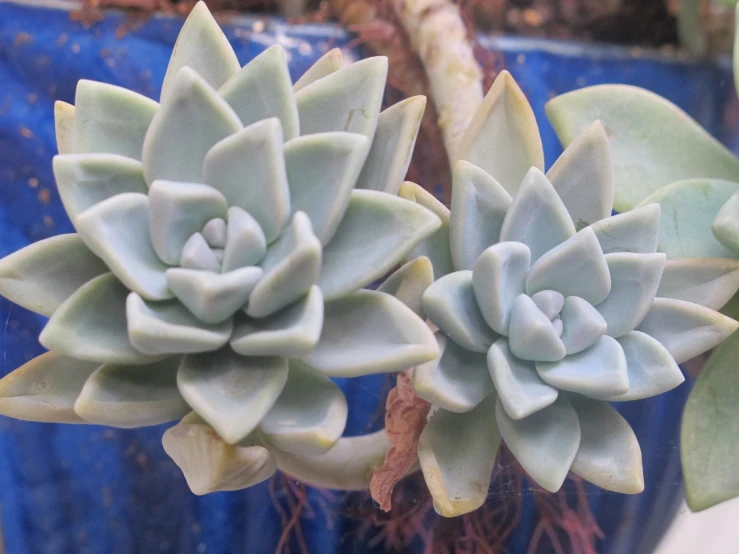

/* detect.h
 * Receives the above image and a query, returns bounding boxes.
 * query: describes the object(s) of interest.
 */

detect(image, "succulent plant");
[0,2,442,492]
[400,70,739,518]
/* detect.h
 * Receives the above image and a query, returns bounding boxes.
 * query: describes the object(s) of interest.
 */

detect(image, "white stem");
[390,0,484,163]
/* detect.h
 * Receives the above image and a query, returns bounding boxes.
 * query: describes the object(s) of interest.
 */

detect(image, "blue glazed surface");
[0,3,723,553]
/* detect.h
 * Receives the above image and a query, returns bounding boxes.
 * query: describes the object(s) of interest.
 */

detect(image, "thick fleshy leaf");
[148,181,228,265]
[568,394,644,493]
[496,394,580,492]
[73,80,158,160]
[526,227,611,305]
[203,218,227,247]
[163,413,276,495]
[295,57,387,138]
[167,267,263,324]
[536,336,629,397]
[143,67,242,186]
[546,121,614,228]
[713,191,739,255]
[319,190,441,300]
[546,85,739,212]
[74,356,190,428]
[160,1,240,100]
[219,45,299,140]
[450,160,512,271]
[413,333,494,413]
[0,352,99,423]
[681,331,739,511]
[301,290,439,377]
[294,48,343,92]
[531,290,564,320]
[419,395,500,517]
[231,285,323,357]
[222,207,267,272]
[456,71,544,195]
[54,100,75,155]
[127,293,233,355]
[377,256,434,318]
[636,298,739,364]
[284,132,368,244]
[423,271,499,353]
[488,339,558,420]
[180,233,220,272]
[595,252,666,338]
[657,258,739,311]
[39,273,156,364]
[203,118,290,244]
[500,168,576,263]
[472,242,530,335]
[53,154,148,223]
[355,96,426,195]
[508,294,566,362]
[246,212,321,318]
[0,234,108,316]
[260,359,347,456]
[397,181,455,278]
[559,296,607,355]
[637,179,739,259]
[177,349,288,444]
[75,193,172,300]
[590,204,661,255]
[595,331,684,401]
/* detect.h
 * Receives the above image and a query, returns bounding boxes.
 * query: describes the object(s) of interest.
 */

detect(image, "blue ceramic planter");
[0,3,732,553]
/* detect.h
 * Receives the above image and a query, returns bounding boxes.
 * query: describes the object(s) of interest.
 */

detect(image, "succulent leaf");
[246,211,321,318]
[413,332,494,413]
[180,233,221,272]
[546,120,614,228]
[713,191,739,255]
[177,349,288,444]
[73,80,158,160]
[568,394,644,494]
[230,285,323,357]
[54,100,75,155]
[559,296,607,355]
[495,393,580,493]
[74,356,190,428]
[295,57,387,138]
[589,204,661,255]
[487,339,558,420]
[75,193,172,301]
[160,1,240,100]
[355,96,426,195]
[319,190,442,300]
[0,352,99,423]
[595,253,666,338]
[531,290,564,320]
[508,294,567,362]
[260,359,347,456]
[450,160,512,271]
[637,179,739,259]
[221,207,267,271]
[422,271,499,353]
[499,168,576,264]
[0,234,108,316]
[376,256,434,318]
[657,258,739,311]
[397,182,455,278]
[536,336,629,397]
[143,67,242,185]
[219,45,299,140]
[636,298,739,364]
[39,273,157,364]
[456,70,544,195]
[293,48,343,92]
[284,132,368,244]
[53,154,148,223]
[545,85,739,212]
[300,290,439,377]
[418,395,500,517]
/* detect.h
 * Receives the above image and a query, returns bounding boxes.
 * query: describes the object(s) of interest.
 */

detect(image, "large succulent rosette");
[0,3,441,493]
[401,71,739,517]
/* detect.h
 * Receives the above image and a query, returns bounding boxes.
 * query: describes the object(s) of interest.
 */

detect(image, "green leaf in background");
[682,330,739,511]
[545,87,739,213]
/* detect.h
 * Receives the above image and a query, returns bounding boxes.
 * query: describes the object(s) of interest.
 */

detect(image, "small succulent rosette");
[0,3,441,494]
[401,71,739,517]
